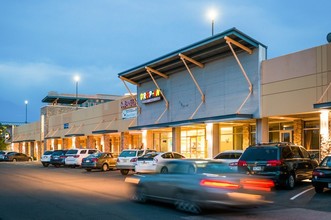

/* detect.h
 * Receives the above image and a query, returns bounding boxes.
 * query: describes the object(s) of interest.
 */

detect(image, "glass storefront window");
[181,128,205,159]
[153,132,172,152]
[304,130,319,150]
[220,126,243,151]
[269,132,280,142]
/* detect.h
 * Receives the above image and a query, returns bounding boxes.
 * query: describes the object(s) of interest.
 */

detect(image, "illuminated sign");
[122,107,137,119]
[140,89,162,104]
[121,98,137,109]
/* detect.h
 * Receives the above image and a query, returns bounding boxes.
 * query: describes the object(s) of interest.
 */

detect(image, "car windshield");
[0,152,5,155]
[198,162,236,174]
[240,147,279,161]
[52,151,65,156]
[66,150,78,155]
[8,152,17,156]
[119,150,137,157]
[43,151,53,155]
[86,152,103,158]
[140,153,160,158]
[319,157,331,167]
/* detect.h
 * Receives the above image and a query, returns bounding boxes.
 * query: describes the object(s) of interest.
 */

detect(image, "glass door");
[280,131,292,143]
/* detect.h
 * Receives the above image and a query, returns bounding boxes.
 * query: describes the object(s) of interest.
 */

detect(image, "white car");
[65,148,99,167]
[40,150,54,167]
[135,151,185,174]
[213,150,243,171]
[116,149,156,175]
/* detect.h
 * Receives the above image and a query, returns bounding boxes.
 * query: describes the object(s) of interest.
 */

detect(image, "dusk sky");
[1,0,330,123]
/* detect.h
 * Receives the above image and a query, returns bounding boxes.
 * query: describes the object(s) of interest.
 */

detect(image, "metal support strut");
[119,76,141,114]
[179,53,205,119]
[225,36,253,114]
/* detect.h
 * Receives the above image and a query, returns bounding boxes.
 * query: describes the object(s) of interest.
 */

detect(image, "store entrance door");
[280,131,292,143]
[190,137,198,158]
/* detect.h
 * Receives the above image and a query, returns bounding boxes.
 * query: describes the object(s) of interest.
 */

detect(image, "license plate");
[253,166,262,171]
[86,160,90,163]
[328,183,331,188]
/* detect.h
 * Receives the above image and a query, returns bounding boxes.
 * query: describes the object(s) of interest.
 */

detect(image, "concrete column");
[243,124,250,148]
[172,127,181,152]
[320,111,330,161]
[256,118,269,144]
[87,136,95,149]
[104,135,111,152]
[293,120,303,145]
[210,123,220,158]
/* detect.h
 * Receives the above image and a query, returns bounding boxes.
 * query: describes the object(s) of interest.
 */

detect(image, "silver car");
[125,160,274,214]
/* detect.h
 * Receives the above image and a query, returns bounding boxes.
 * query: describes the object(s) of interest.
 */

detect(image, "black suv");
[238,142,318,189]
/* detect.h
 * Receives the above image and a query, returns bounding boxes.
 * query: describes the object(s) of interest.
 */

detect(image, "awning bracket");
[179,53,205,119]
[145,66,169,124]
[225,36,253,114]
[120,77,141,114]
[317,81,331,103]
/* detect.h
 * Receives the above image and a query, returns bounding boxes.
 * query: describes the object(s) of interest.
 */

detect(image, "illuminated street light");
[24,100,28,123]
[207,9,217,36]
[74,75,80,110]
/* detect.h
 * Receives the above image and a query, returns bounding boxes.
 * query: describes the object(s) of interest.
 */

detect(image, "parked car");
[50,150,68,168]
[3,152,33,162]
[238,142,318,189]
[312,155,331,193]
[135,151,185,174]
[125,160,274,214]
[82,152,117,172]
[0,151,17,161]
[40,150,54,167]
[213,150,243,171]
[65,148,100,167]
[116,149,156,175]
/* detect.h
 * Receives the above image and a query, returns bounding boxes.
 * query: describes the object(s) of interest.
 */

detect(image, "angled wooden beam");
[179,53,204,68]
[119,76,140,86]
[224,36,253,54]
[145,66,169,79]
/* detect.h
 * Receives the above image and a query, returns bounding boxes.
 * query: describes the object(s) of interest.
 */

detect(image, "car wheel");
[174,191,201,214]
[285,174,295,190]
[101,164,109,172]
[160,167,168,174]
[86,169,92,172]
[120,169,129,175]
[132,186,147,203]
[42,163,49,167]
[12,158,17,162]
[315,186,324,193]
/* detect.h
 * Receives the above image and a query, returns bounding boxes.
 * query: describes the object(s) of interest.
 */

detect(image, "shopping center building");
[10,27,331,161]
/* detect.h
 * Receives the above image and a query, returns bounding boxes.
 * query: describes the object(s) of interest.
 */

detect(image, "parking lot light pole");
[74,75,80,110]
[24,100,28,123]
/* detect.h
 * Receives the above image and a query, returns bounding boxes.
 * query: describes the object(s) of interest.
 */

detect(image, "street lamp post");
[24,100,28,123]
[208,9,217,36]
[74,75,80,110]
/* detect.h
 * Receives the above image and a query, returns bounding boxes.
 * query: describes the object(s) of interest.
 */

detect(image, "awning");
[65,133,85,137]
[118,27,265,85]
[314,102,331,109]
[92,130,118,134]
[129,113,253,130]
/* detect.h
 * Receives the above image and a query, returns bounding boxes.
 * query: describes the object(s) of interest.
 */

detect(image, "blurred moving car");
[41,150,54,167]
[312,155,331,193]
[0,151,17,161]
[3,152,33,162]
[238,142,318,189]
[82,152,117,172]
[125,160,274,214]
[135,151,185,174]
[116,149,156,175]
[213,150,243,171]
[50,150,68,168]
[65,148,99,167]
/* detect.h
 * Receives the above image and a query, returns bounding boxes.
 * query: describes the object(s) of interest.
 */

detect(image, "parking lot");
[0,161,330,220]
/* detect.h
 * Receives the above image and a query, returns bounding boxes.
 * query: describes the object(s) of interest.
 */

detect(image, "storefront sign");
[121,98,137,109]
[122,107,137,119]
[140,89,162,104]
[64,123,69,129]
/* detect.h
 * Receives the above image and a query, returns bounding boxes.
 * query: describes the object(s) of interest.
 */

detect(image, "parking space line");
[290,187,314,200]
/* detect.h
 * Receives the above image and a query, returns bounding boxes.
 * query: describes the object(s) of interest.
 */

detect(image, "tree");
[0,123,9,150]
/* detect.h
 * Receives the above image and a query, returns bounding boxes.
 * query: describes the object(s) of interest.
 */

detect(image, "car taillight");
[60,155,67,159]
[312,171,325,177]
[238,160,247,167]
[91,158,98,162]
[73,155,80,158]
[267,160,282,166]
[240,178,275,192]
[229,162,238,166]
[200,179,240,189]
[130,158,137,162]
